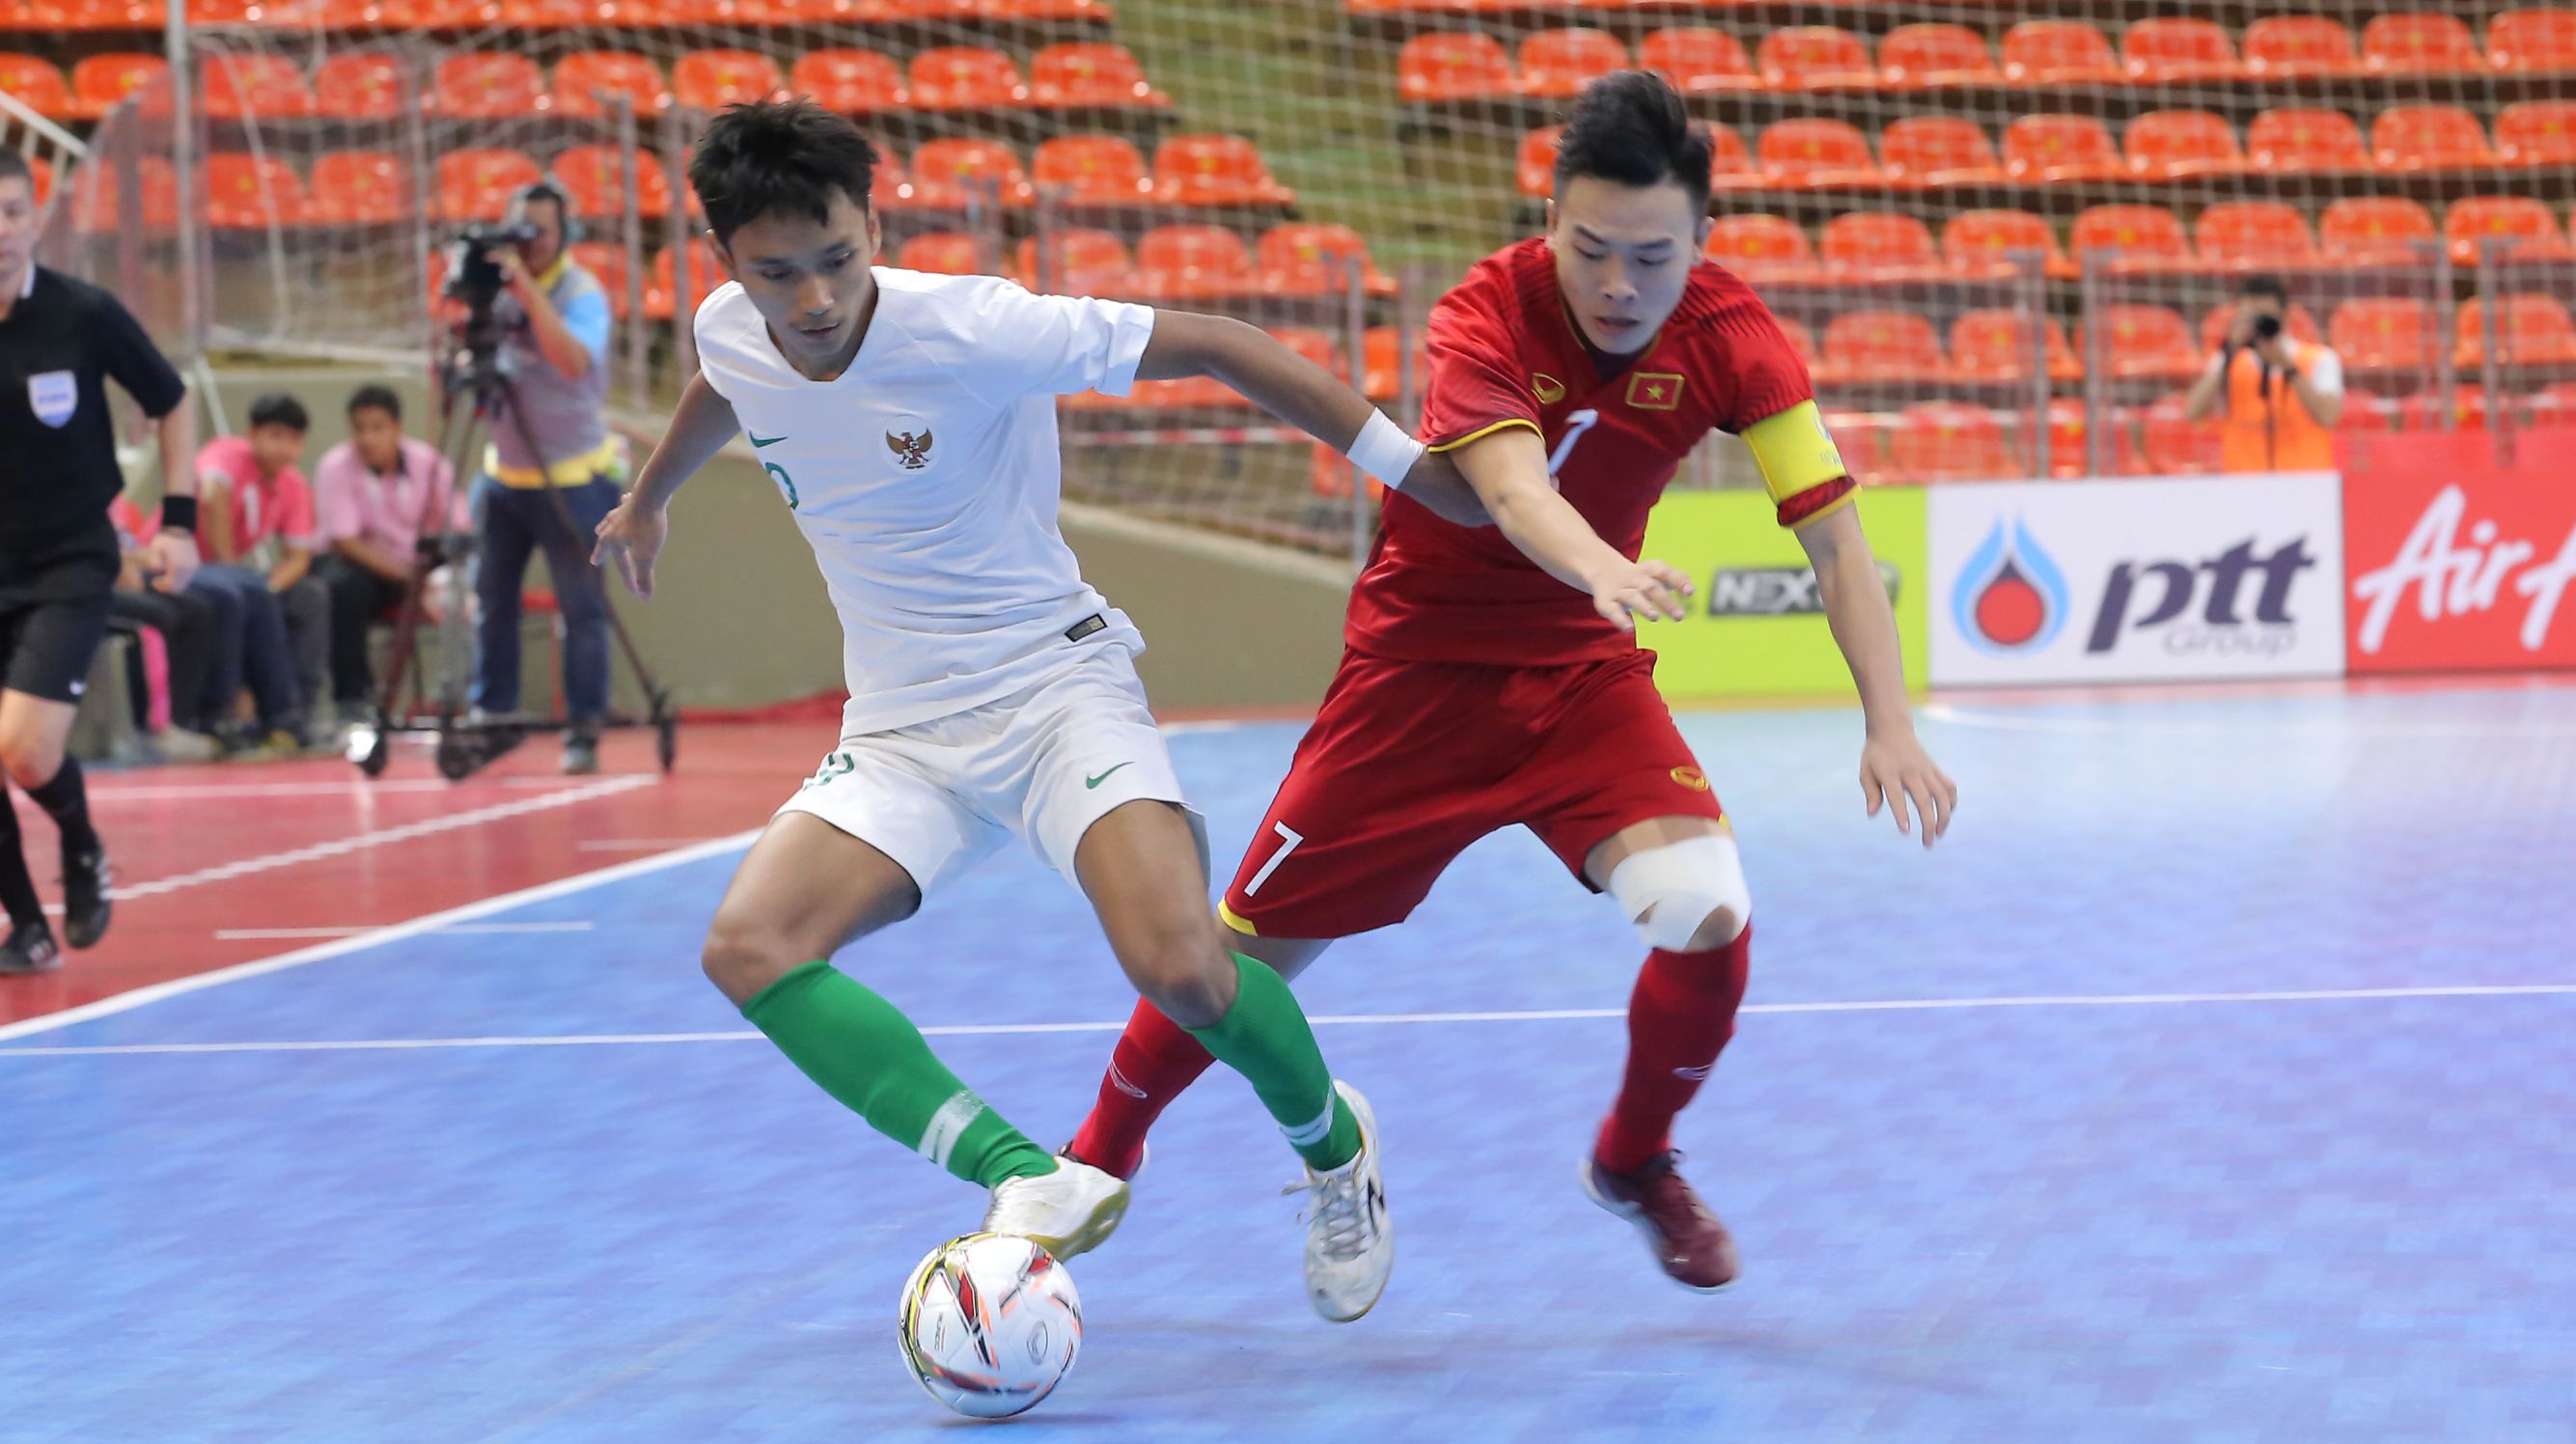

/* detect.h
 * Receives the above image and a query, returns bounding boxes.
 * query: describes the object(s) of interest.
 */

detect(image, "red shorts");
[1219,648,1727,940]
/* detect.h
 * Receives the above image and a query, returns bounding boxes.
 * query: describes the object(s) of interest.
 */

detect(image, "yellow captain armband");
[1741,401,1857,529]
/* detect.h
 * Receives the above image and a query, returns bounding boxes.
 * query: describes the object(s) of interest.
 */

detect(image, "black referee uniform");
[0,263,187,972]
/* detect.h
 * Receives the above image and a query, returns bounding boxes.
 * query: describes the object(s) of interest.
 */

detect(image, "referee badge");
[27,371,75,429]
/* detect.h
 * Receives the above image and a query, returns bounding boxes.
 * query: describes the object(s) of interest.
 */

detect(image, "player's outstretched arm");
[592,370,740,599]
[1795,504,1956,846]
[1447,427,1691,632]
[1137,311,1428,498]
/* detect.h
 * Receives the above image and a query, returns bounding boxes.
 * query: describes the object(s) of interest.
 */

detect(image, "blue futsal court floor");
[5,683,2574,1442]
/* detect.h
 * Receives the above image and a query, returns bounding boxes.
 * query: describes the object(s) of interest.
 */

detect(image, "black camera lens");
[2254,314,2285,341]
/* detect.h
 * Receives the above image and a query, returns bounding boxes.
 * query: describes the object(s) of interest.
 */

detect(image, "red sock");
[1594,926,1752,1175]
[1066,997,1219,1180]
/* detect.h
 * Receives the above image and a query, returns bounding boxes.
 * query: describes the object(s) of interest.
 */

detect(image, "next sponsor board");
[1928,474,2347,686]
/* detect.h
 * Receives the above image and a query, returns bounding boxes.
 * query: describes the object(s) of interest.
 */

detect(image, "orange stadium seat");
[1517,28,1627,98]
[1360,325,1421,403]
[1706,124,1756,187]
[70,156,176,233]
[435,53,544,119]
[1516,125,1560,198]
[58,0,158,27]
[1017,229,1134,295]
[305,150,407,226]
[1824,311,1946,381]
[2140,396,2223,473]
[979,0,1106,14]
[1259,222,1395,296]
[1877,23,1997,86]
[673,49,784,111]
[1943,209,2075,279]
[1951,310,2080,381]
[2200,302,2320,351]
[644,239,722,321]
[1639,27,1756,93]
[2446,195,2569,263]
[569,241,630,320]
[1032,134,1152,205]
[2458,292,2576,363]
[2496,101,2576,164]
[1397,31,1512,103]
[908,46,1025,110]
[1819,211,1940,276]
[2242,16,2362,76]
[1775,315,1822,373]
[1134,223,1256,300]
[2319,197,2439,262]
[69,53,165,120]
[201,153,306,229]
[0,56,70,117]
[554,143,674,220]
[1029,42,1163,108]
[553,51,669,118]
[502,0,662,27]
[437,149,542,221]
[2196,202,2318,266]
[898,232,987,275]
[2248,109,2371,172]
[1880,117,2002,186]
[2333,297,2434,371]
[1704,213,1815,279]
[2080,305,2200,377]
[2002,20,2122,84]
[1758,26,1876,90]
[790,49,905,112]
[1891,403,2014,482]
[1152,134,1292,207]
[907,138,1034,208]
[201,54,314,121]
[2005,115,2123,183]
[869,146,909,210]
[2071,205,2193,267]
[2486,9,2576,71]
[1759,118,1878,187]
[2125,110,2245,179]
[2042,400,2102,478]
[2363,14,2481,74]
[2122,18,2243,81]
[2375,105,2499,170]
[315,52,404,121]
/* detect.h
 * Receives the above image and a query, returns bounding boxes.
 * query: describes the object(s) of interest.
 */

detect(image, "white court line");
[2,983,2568,1058]
[576,839,725,851]
[1920,702,2576,738]
[213,922,598,941]
[0,830,761,1044]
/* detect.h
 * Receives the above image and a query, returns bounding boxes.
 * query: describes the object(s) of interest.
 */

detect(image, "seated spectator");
[168,393,321,753]
[312,385,461,721]
[103,495,221,760]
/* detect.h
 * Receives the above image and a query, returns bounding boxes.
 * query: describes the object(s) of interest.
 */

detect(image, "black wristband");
[158,494,198,533]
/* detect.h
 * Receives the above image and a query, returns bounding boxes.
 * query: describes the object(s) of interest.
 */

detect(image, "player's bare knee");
[700,913,808,1007]
[1122,933,1233,1030]
[0,736,61,791]
[1607,833,1752,955]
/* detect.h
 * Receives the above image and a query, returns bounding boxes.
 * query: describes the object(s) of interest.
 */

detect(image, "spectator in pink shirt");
[312,385,459,715]
[171,393,319,751]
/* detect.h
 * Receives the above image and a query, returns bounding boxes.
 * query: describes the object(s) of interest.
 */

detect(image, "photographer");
[463,180,620,775]
[2183,274,2344,474]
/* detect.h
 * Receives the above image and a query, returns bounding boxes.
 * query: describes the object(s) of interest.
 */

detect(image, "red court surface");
[0,721,815,1026]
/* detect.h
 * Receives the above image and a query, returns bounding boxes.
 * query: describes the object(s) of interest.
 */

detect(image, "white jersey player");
[591,98,1432,1321]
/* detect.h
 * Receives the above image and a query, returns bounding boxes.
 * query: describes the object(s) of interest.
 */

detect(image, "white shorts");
[776,644,1205,897]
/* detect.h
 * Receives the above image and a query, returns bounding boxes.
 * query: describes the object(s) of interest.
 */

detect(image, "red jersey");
[1343,237,1852,666]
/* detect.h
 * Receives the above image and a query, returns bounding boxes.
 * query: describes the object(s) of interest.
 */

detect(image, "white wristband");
[1345,410,1426,487]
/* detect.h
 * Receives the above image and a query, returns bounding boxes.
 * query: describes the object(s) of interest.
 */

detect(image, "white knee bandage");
[1606,833,1751,953]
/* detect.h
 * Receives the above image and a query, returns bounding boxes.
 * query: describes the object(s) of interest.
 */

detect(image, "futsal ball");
[897,1233,1083,1419]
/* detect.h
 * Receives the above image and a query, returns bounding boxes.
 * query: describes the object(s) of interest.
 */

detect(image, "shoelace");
[1284,1168,1376,1261]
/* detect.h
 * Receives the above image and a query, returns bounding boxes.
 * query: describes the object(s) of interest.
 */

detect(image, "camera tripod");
[346,339,678,783]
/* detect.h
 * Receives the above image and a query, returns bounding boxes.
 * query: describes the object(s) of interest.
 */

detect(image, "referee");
[0,147,200,974]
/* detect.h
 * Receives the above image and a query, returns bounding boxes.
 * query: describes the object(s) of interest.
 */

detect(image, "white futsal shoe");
[983,1156,1131,1262]
[1288,1080,1395,1322]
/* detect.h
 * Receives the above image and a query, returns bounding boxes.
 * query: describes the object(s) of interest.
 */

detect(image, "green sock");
[741,960,1056,1189]
[1184,953,1361,1172]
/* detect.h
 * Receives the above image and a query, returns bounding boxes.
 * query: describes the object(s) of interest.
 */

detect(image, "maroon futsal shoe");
[1581,1151,1741,1292]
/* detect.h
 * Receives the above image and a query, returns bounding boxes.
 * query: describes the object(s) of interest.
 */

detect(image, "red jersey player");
[1065,71,1957,1299]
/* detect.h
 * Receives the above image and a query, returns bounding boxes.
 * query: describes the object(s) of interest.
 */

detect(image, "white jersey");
[693,268,1155,736]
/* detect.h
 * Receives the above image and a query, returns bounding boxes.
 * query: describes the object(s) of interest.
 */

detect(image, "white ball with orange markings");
[897,1232,1083,1419]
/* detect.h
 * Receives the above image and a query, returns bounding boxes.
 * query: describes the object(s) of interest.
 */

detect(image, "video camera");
[442,221,540,368]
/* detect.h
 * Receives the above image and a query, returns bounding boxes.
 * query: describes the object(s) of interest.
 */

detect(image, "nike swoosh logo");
[1084,762,1134,790]
[749,433,788,448]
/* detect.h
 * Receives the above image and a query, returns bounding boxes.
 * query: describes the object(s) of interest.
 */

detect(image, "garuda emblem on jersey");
[886,427,934,471]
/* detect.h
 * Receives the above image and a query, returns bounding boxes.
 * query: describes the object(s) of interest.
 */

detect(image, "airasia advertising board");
[2341,429,2576,675]
[1927,473,2347,686]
